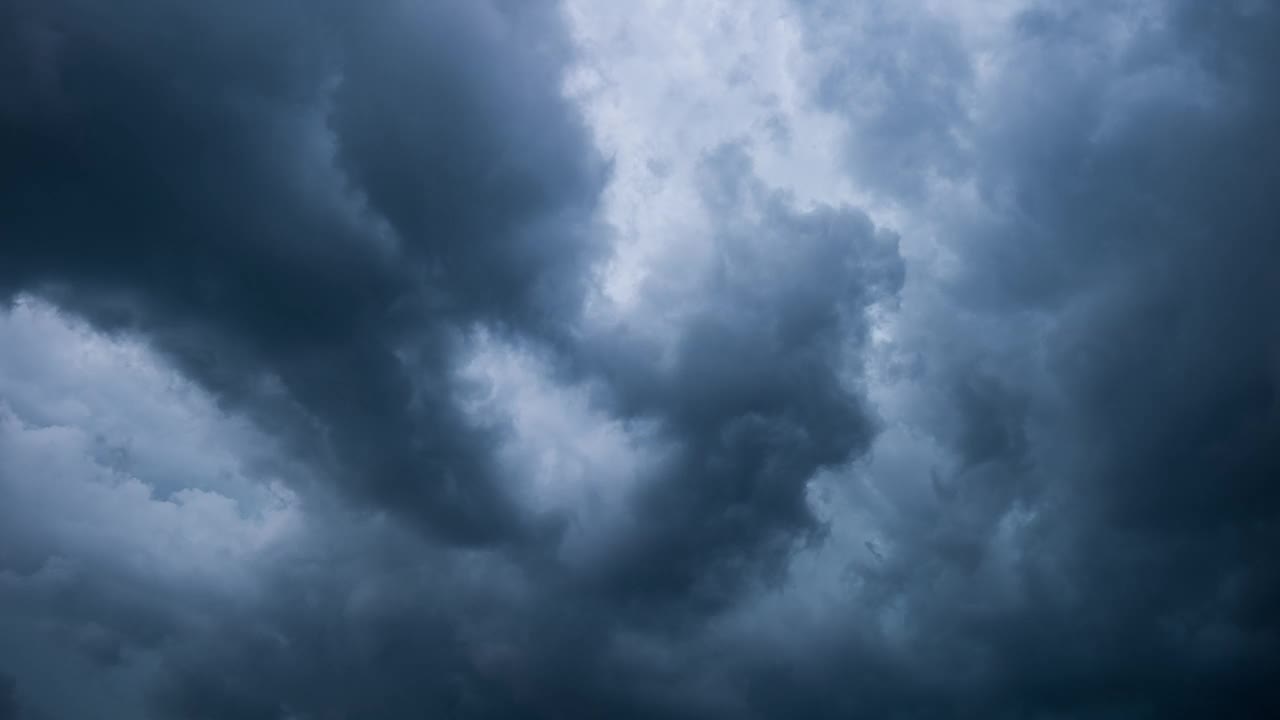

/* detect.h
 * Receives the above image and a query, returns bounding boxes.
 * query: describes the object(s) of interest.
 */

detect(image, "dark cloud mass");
[575,145,903,613]
[1,0,604,545]
[0,673,15,720]
[1,0,1278,718]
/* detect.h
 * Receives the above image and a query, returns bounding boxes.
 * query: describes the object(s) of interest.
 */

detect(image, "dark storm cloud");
[0,670,50,720]
[978,4,1280,713]
[1,0,903,715]
[0,672,15,720]
[112,145,904,720]
[758,0,1280,717]
[575,145,903,613]
[3,0,1279,718]
[0,0,604,545]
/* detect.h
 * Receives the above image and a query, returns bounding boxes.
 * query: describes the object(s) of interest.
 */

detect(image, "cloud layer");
[1,0,1277,718]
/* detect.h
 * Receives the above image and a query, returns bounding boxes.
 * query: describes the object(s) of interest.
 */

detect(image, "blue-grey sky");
[1,1,1277,718]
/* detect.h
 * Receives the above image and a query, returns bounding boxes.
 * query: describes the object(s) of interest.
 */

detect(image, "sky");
[0,1,1277,718]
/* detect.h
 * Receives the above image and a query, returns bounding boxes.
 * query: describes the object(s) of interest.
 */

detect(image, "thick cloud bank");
[1,0,604,546]
[1,0,1277,718]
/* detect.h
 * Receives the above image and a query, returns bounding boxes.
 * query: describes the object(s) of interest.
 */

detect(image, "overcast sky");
[1,1,1278,718]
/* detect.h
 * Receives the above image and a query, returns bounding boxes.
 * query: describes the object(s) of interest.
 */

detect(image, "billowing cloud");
[568,145,902,613]
[1,0,1277,718]
[750,0,1280,716]
[1,0,604,546]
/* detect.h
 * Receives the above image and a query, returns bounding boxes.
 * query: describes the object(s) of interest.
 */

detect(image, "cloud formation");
[1,0,605,546]
[1,0,1277,718]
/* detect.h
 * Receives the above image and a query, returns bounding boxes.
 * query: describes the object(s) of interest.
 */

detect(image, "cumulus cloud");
[1,0,1277,718]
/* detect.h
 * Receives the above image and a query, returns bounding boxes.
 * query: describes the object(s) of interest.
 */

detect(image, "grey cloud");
[763,0,1280,717]
[0,0,605,545]
[0,667,53,720]
[799,0,975,201]
[141,143,907,717]
[1,0,902,715]
[0,0,608,714]
[574,144,903,614]
[0,673,14,720]
[2,0,1278,718]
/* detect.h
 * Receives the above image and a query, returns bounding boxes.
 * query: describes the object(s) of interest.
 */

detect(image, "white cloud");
[563,0,861,311]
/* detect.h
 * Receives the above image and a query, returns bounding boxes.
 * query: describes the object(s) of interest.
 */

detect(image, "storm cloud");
[1,0,1278,718]
[1,0,605,546]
